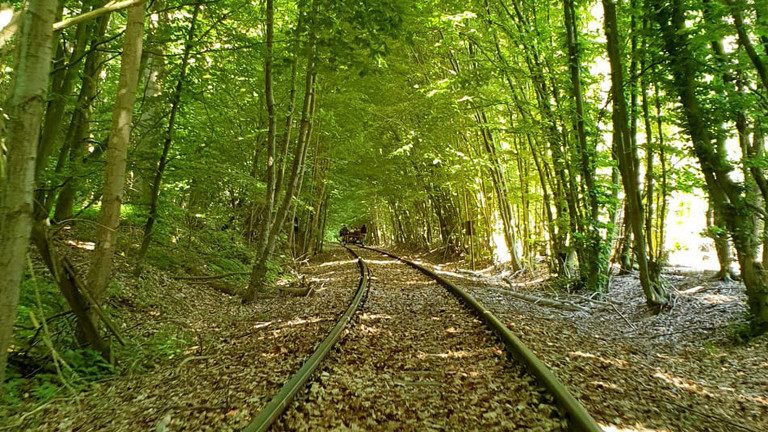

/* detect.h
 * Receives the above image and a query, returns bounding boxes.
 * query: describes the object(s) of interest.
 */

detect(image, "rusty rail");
[363,246,603,432]
[242,247,369,432]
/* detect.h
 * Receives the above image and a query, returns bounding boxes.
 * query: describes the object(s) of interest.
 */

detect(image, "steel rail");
[362,246,603,432]
[242,247,370,432]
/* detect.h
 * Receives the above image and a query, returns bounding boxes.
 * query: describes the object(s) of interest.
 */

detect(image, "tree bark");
[603,0,666,306]
[134,3,200,275]
[651,0,768,331]
[86,2,145,319]
[131,0,168,206]
[53,14,111,222]
[564,0,605,291]
[35,3,90,185]
[0,0,56,384]
[243,0,279,302]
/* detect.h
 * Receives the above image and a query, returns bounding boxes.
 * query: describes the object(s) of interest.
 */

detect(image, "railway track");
[244,245,602,432]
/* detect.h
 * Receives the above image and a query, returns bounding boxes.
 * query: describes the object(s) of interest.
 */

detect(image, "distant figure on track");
[360,224,367,246]
[339,225,349,244]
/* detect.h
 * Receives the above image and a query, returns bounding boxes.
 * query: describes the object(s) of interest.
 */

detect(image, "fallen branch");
[456,269,490,278]
[493,284,589,312]
[178,355,212,368]
[611,303,636,330]
[578,294,620,307]
[621,326,722,339]
[279,285,313,297]
[173,271,250,281]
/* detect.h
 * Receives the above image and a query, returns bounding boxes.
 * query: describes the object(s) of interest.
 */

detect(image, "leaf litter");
[273,247,566,432]
[400,251,768,432]
[14,240,764,432]
[10,246,360,431]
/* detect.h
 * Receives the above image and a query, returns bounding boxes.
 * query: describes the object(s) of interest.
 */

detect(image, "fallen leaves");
[273,247,566,432]
[12,247,362,431]
[426,258,768,432]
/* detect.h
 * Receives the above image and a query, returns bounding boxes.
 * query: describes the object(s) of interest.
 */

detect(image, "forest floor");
[5,237,767,432]
[4,239,362,431]
[397,248,768,432]
[274,246,565,432]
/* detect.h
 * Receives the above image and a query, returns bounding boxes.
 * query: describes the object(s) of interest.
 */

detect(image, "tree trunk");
[708,195,733,280]
[243,0,279,302]
[603,0,666,306]
[652,0,768,331]
[53,14,111,222]
[564,0,605,291]
[0,0,56,384]
[86,2,145,319]
[131,1,168,206]
[31,223,110,356]
[33,8,91,221]
[134,3,200,275]
[273,4,305,202]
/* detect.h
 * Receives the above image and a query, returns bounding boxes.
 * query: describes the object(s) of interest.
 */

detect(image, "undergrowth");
[3,204,272,418]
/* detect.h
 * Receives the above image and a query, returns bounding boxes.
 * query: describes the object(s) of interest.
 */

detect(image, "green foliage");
[146,329,189,361]
[726,319,767,345]
[1,348,115,418]
[122,328,194,373]
[62,349,115,381]
[9,0,768,406]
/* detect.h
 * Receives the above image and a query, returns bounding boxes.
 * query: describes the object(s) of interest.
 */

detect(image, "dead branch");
[495,281,590,312]
[173,271,250,281]
[279,285,313,296]
[611,303,636,329]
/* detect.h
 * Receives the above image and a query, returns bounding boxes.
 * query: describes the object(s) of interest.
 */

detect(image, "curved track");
[244,245,602,432]
[243,246,370,432]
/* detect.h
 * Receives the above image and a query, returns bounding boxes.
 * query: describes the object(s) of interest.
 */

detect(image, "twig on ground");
[497,281,589,312]
[621,326,722,339]
[178,355,213,368]
[173,271,250,281]
[611,303,636,330]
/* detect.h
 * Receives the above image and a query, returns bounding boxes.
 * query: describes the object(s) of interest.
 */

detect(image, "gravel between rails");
[273,247,566,431]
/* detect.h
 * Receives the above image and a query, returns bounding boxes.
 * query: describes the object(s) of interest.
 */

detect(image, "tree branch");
[53,0,146,32]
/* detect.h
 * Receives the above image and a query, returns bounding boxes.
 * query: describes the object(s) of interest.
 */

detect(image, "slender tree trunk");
[132,1,168,206]
[273,5,305,201]
[257,70,316,263]
[86,2,145,319]
[315,192,328,254]
[34,7,91,220]
[604,0,666,306]
[244,0,279,302]
[0,0,56,385]
[53,14,111,222]
[707,197,732,278]
[473,109,522,270]
[654,82,669,264]
[640,28,665,281]
[134,4,200,275]
[247,0,320,272]
[564,0,605,291]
